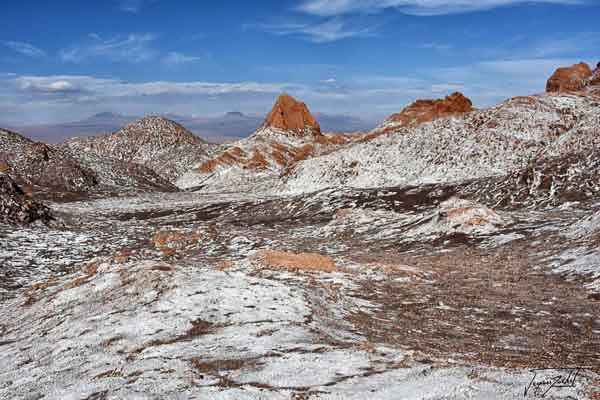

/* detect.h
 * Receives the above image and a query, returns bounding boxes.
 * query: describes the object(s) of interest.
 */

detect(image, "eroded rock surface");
[64,116,210,182]
[546,62,593,93]
[283,92,599,194]
[366,92,473,139]
[0,173,53,225]
[0,128,98,196]
[177,94,357,192]
[1,180,600,398]
[261,93,322,138]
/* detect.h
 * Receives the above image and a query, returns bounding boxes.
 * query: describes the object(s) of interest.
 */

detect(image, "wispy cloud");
[0,58,590,125]
[59,33,158,63]
[9,75,298,99]
[2,41,46,58]
[16,78,82,94]
[526,32,600,58]
[256,18,377,43]
[117,0,142,12]
[473,31,600,61]
[417,42,453,52]
[115,0,158,12]
[297,0,589,16]
[0,73,305,124]
[161,52,204,66]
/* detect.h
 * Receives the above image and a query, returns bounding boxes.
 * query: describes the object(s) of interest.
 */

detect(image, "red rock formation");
[191,95,356,177]
[261,93,321,137]
[360,92,473,142]
[387,92,473,126]
[546,62,593,93]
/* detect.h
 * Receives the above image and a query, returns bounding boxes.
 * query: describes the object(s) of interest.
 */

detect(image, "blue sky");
[1,0,599,125]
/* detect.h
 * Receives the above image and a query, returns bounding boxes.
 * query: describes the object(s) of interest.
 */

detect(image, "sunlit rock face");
[260,93,322,138]
[176,93,358,192]
[64,116,210,183]
[546,62,593,93]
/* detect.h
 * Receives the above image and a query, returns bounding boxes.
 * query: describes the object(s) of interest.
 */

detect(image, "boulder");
[546,62,593,93]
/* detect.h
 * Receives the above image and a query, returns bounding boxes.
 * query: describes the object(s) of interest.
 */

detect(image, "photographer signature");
[524,367,593,398]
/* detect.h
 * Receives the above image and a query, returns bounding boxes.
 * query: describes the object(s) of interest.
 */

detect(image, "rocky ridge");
[364,92,474,140]
[177,94,358,192]
[283,91,598,194]
[64,116,210,182]
[0,127,176,200]
[0,128,98,197]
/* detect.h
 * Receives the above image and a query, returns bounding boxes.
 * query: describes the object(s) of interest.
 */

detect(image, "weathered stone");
[0,173,53,225]
[546,62,593,93]
[261,93,321,137]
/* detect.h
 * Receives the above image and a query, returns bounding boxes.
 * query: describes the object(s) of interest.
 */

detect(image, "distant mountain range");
[8,111,375,144]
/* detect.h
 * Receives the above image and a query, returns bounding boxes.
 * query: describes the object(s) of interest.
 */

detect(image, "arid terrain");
[1,62,599,399]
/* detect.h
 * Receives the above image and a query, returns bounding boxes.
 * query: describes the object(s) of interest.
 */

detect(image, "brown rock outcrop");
[261,94,321,137]
[257,250,336,273]
[360,92,473,142]
[546,62,593,93]
[386,92,473,126]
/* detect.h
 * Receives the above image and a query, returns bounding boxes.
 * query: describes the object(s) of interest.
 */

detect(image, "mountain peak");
[224,111,246,118]
[91,112,123,119]
[115,115,206,145]
[261,93,321,137]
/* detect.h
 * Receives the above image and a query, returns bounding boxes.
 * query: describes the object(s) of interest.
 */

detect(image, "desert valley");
[0,59,599,399]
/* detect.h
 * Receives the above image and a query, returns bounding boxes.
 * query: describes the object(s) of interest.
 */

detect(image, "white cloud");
[297,0,588,16]
[257,18,377,43]
[0,57,590,125]
[17,79,80,93]
[8,75,301,101]
[59,33,158,63]
[3,41,46,58]
[161,52,203,66]
[116,0,150,12]
[0,73,308,124]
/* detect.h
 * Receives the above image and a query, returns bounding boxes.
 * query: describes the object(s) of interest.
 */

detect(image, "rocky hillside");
[283,68,600,194]
[0,128,98,196]
[177,94,359,192]
[64,116,210,182]
[0,128,176,199]
[0,173,53,225]
[363,91,474,140]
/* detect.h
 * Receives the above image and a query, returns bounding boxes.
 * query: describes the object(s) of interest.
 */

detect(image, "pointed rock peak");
[387,92,473,126]
[546,62,593,93]
[261,93,321,137]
